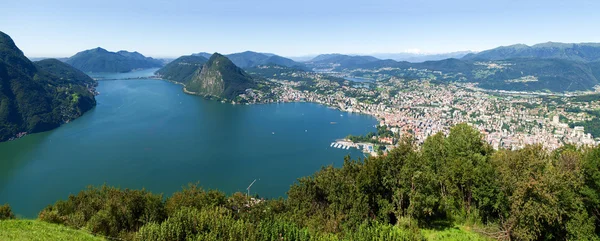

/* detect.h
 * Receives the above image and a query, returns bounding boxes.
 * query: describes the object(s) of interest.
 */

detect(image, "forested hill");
[65,47,163,73]
[186,53,255,100]
[346,57,600,92]
[462,42,600,62]
[0,31,97,142]
[309,53,380,68]
[3,124,599,240]
[194,51,305,69]
[154,55,208,84]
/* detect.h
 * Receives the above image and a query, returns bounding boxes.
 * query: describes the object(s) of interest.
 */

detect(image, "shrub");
[0,204,15,220]
[165,183,226,216]
[38,185,166,239]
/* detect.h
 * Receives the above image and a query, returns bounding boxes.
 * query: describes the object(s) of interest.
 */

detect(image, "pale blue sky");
[2,0,599,58]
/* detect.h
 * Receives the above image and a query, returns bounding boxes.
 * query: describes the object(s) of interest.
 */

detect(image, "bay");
[0,68,377,217]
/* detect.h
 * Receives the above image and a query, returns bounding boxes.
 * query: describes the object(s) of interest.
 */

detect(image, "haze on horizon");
[2,0,599,58]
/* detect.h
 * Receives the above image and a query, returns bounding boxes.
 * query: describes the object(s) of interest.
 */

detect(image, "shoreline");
[156,77,382,123]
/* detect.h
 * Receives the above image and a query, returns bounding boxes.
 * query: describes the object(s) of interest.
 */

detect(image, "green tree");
[0,204,15,220]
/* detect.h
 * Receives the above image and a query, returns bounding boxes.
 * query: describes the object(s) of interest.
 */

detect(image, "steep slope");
[590,61,600,81]
[463,42,600,62]
[186,53,255,100]
[66,48,163,73]
[474,58,599,92]
[0,31,96,142]
[155,55,208,84]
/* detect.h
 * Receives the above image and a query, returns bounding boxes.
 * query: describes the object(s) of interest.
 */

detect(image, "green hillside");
[154,55,208,84]
[350,57,600,92]
[0,31,97,142]
[186,53,255,100]
[462,42,600,62]
[0,220,104,241]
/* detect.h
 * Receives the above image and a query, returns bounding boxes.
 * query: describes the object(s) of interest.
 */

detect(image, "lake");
[0,69,377,217]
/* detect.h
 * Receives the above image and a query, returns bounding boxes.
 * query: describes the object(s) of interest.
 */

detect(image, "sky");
[2,0,599,58]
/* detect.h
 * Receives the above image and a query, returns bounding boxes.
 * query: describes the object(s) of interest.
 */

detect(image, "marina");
[330,139,380,156]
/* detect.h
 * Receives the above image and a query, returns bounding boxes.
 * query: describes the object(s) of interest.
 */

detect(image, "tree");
[0,204,15,220]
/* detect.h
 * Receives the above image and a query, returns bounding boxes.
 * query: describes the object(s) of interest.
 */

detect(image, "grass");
[0,219,489,241]
[0,220,104,241]
[422,225,492,241]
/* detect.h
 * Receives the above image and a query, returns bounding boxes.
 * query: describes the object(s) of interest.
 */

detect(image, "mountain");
[65,48,163,73]
[27,57,69,62]
[310,54,380,64]
[192,52,212,59]
[224,51,304,69]
[473,58,600,92]
[308,54,380,69]
[155,55,208,84]
[185,53,255,100]
[462,42,600,62]
[193,51,304,69]
[371,51,473,63]
[0,31,96,142]
[349,57,600,92]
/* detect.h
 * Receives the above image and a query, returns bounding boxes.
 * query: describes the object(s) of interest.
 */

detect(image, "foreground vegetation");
[0,220,104,241]
[2,123,599,240]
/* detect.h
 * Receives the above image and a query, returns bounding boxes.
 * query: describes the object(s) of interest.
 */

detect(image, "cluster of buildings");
[245,66,600,151]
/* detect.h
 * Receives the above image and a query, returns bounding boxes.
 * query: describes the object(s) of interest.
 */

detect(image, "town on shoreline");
[205,65,600,155]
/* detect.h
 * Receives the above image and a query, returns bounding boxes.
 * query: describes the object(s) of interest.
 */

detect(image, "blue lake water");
[0,69,377,217]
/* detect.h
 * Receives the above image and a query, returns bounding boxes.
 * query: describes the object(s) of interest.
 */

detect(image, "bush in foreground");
[0,203,15,220]
[33,124,600,240]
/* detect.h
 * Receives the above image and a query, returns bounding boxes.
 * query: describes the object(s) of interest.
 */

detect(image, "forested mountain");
[463,42,600,62]
[154,55,208,84]
[309,54,380,68]
[372,51,473,62]
[186,53,255,100]
[224,51,304,69]
[192,51,304,69]
[348,56,600,92]
[0,31,96,142]
[65,48,163,73]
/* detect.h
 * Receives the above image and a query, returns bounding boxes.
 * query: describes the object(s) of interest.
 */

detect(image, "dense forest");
[0,31,97,142]
[1,124,599,240]
[155,55,209,84]
[186,53,256,101]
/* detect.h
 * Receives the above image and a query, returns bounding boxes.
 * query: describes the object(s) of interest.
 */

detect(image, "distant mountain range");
[343,57,600,92]
[371,51,473,63]
[192,51,304,69]
[309,54,380,65]
[182,43,600,92]
[0,31,97,142]
[65,48,164,73]
[34,41,600,93]
[157,53,254,100]
[462,42,600,62]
